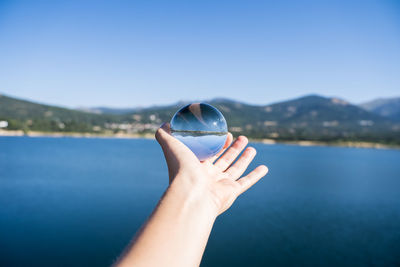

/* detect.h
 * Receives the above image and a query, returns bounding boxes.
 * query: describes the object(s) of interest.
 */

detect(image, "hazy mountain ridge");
[1,94,399,145]
[77,107,139,115]
[360,97,400,121]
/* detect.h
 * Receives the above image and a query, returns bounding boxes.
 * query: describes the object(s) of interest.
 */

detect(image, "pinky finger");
[236,165,269,195]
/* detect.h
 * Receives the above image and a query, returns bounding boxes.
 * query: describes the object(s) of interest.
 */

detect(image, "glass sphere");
[170,103,228,161]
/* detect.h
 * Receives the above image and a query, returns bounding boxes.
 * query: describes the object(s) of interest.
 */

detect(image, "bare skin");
[115,123,268,267]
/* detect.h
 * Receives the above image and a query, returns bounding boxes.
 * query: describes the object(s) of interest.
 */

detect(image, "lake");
[1,137,400,266]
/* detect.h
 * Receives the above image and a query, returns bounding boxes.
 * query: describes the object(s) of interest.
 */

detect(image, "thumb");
[155,122,185,152]
[155,122,197,180]
[155,122,173,144]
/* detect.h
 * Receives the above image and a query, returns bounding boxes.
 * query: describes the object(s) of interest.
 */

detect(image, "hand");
[155,123,268,216]
[114,123,268,267]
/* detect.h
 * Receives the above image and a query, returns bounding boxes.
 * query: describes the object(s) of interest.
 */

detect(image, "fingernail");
[159,122,171,134]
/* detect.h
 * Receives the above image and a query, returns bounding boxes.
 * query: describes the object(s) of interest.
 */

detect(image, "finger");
[155,122,172,141]
[155,122,177,149]
[206,132,233,164]
[236,165,268,195]
[214,135,248,172]
[225,147,256,179]
[155,122,193,153]
[160,122,171,134]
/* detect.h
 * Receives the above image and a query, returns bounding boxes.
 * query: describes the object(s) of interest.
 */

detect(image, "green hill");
[0,94,119,133]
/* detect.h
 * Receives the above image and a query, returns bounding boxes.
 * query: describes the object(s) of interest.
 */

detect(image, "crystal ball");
[170,103,228,161]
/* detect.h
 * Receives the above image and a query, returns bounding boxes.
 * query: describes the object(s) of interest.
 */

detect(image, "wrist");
[166,175,219,220]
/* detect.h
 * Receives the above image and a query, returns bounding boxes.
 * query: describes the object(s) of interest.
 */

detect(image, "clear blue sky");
[0,0,399,108]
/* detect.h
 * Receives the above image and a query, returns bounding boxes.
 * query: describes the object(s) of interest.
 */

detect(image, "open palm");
[155,123,268,215]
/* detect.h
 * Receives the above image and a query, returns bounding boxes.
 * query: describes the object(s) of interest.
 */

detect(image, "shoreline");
[251,138,399,150]
[1,130,399,150]
[0,130,155,139]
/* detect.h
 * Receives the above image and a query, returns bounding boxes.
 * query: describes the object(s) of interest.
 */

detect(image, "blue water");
[1,137,400,266]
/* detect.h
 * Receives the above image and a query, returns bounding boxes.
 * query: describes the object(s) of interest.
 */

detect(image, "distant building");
[0,121,8,128]
[359,120,374,126]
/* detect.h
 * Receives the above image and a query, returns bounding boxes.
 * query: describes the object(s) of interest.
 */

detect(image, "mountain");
[210,95,397,142]
[118,94,399,143]
[360,97,400,121]
[1,93,399,145]
[252,95,397,141]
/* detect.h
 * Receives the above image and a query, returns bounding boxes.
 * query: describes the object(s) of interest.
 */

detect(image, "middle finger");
[213,135,248,172]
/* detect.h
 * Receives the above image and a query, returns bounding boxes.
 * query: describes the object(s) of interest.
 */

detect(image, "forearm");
[116,176,218,267]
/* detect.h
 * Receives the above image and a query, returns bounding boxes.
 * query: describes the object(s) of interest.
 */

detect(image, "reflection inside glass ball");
[170,103,228,161]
